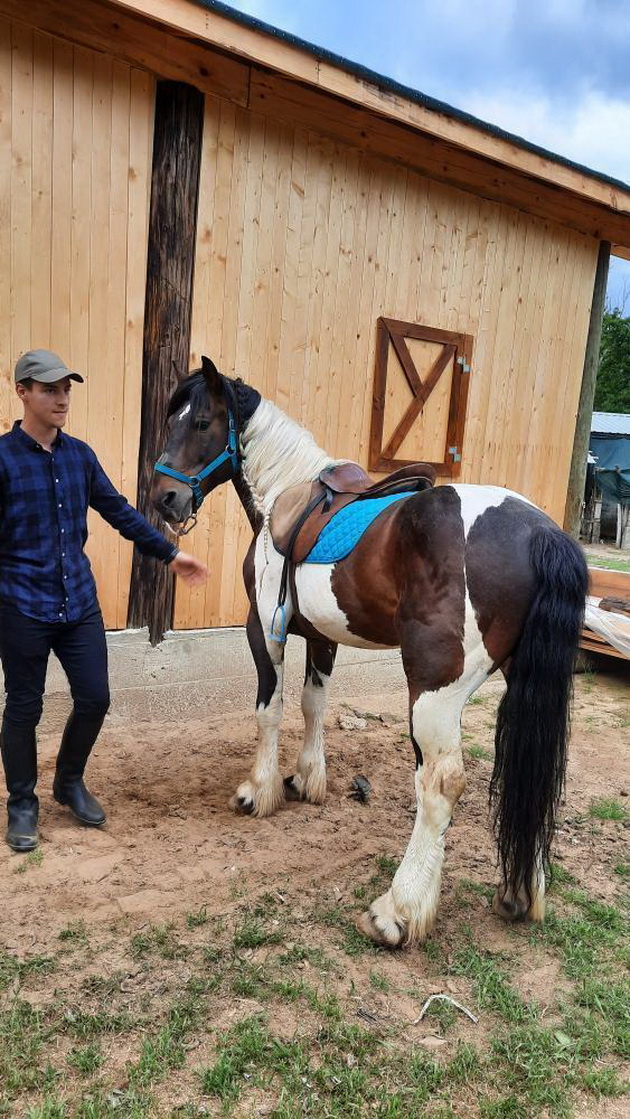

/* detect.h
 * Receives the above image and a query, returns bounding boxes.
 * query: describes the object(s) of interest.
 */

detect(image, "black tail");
[490,526,588,906]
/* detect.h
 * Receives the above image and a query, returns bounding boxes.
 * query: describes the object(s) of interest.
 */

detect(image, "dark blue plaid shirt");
[0,422,177,623]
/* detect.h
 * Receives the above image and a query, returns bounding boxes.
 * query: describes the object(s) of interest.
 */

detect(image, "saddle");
[270,461,436,564]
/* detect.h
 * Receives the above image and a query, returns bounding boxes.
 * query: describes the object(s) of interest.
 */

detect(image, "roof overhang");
[5,0,630,250]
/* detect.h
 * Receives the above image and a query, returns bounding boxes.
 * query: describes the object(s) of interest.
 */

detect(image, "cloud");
[463,89,630,185]
[224,0,630,304]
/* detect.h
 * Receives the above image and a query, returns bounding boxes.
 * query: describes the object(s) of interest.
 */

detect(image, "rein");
[154,408,240,537]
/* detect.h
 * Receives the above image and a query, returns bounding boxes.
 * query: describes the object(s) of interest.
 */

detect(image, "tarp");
[590,434,630,506]
[584,597,630,658]
[595,468,630,505]
[590,434,630,470]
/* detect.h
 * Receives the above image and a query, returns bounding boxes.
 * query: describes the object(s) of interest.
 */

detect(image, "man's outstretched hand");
[170,551,207,586]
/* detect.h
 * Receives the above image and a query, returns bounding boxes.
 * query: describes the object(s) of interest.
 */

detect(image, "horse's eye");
[195,420,210,432]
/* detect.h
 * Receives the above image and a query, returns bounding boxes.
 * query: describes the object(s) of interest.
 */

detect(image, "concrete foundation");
[0,627,406,732]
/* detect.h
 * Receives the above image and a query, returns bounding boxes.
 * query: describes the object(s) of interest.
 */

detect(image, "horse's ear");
[201,355,222,395]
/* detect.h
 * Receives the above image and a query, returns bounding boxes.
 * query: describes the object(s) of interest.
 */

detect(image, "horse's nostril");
[162,489,178,508]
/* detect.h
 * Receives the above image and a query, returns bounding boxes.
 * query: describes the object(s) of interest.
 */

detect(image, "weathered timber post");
[128,80,204,643]
[564,241,610,538]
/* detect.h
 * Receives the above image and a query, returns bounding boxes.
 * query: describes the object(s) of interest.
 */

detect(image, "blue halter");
[154,409,240,514]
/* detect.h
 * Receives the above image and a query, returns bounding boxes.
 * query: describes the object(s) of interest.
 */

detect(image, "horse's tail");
[489,525,588,910]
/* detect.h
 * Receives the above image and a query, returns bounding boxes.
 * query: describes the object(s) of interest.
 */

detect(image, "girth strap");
[270,487,329,643]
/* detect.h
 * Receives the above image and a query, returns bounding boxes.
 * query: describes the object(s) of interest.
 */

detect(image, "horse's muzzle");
[150,476,193,527]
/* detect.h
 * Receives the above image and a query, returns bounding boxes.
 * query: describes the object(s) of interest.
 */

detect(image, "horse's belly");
[295,564,392,650]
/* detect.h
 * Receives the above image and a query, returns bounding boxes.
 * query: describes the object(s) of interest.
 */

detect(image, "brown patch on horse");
[331,487,467,698]
[465,497,550,666]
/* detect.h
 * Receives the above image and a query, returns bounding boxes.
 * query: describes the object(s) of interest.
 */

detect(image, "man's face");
[17,377,73,429]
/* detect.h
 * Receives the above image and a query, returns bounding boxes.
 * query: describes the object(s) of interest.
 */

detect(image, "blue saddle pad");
[305,492,415,564]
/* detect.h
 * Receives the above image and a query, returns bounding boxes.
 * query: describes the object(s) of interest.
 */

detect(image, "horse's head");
[151,355,242,531]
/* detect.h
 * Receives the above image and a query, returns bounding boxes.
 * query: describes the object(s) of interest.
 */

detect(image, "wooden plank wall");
[0,18,154,628]
[176,98,599,629]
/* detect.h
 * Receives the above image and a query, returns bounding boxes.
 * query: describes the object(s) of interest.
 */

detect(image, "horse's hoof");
[493,887,546,923]
[357,908,405,949]
[230,793,254,815]
[492,889,526,922]
[283,775,303,801]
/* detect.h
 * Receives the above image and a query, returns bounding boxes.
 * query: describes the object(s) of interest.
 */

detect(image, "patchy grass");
[1,857,628,1119]
[466,744,494,761]
[588,797,629,822]
[588,557,630,573]
[12,848,43,874]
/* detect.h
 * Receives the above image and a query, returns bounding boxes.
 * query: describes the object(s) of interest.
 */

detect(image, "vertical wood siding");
[178,97,598,629]
[0,22,599,632]
[0,18,153,628]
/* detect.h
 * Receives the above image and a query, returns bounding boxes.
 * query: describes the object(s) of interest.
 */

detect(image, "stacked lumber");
[581,567,630,660]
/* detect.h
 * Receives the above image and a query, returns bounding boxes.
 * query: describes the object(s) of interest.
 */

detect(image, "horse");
[150,355,588,948]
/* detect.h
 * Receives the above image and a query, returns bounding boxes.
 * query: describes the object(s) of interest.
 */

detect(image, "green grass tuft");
[588,797,628,822]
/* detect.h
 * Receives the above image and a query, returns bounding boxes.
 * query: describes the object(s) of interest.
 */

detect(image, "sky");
[224,0,630,313]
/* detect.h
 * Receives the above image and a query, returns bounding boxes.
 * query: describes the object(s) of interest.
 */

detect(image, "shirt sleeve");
[88,453,178,563]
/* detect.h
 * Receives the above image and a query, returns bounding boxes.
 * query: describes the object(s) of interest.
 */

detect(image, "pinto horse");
[151,356,588,948]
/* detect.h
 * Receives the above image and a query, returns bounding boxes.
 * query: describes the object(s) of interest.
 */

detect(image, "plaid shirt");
[0,422,177,623]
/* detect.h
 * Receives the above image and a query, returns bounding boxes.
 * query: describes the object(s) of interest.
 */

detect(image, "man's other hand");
[170,551,207,586]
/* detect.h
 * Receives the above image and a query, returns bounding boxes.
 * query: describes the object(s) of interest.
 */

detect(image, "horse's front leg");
[285,639,337,805]
[232,605,286,818]
[360,682,468,947]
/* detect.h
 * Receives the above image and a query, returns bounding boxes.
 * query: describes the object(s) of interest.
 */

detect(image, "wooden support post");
[564,241,610,538]
[127,80,204,643]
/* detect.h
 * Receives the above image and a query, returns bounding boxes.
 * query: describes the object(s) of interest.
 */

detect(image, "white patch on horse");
[295,564,390,650]
[453,483,536,538]
[177,403,191,421]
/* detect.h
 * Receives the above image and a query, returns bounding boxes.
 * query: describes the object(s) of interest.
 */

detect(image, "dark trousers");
[0,603,110,807]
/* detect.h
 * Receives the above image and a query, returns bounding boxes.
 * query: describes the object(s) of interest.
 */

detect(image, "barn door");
[369,317,473,476]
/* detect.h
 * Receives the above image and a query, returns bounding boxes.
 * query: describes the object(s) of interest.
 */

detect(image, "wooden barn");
[2,0,630,640]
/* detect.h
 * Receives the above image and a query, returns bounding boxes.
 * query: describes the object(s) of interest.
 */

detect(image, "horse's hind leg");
[231,605,285,818]
[285,640,337,805]
[360,680,471,946]
[361,681,469,946]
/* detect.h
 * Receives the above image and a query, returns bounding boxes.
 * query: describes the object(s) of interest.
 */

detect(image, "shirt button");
[55,478,59,483]
[58,502,62,507]
[61,529,65,533]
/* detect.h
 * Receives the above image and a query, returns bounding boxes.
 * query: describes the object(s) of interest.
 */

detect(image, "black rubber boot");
[1,723,39,852]
[53,711,106,827]
[7,800,39,852]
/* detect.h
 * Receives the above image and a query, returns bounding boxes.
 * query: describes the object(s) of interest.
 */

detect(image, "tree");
[594,309,630,413]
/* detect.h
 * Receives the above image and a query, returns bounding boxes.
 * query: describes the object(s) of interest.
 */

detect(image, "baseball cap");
[14,349,84,385]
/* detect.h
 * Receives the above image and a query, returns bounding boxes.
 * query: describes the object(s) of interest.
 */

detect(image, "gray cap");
[14,349,84,385]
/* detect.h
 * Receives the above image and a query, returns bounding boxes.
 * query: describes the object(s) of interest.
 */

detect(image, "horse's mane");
[241,398,335,514]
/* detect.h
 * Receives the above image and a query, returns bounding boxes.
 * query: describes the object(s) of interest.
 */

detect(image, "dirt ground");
[1,656,628,965]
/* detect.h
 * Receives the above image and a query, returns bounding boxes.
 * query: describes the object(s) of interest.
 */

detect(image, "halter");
[154,409,240,535]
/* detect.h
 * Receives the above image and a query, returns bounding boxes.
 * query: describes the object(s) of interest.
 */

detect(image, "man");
[0,349,207,853]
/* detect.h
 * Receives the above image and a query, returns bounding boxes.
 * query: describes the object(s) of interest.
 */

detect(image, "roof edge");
[194,0,630,195]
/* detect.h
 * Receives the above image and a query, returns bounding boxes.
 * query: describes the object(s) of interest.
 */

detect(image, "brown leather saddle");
[270,460,436,564]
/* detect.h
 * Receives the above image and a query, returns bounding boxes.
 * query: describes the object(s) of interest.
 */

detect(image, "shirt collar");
[12,420,65,451]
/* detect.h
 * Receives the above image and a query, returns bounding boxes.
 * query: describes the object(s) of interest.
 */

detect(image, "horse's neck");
[232,470,262,533]
[240,399,335,514]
